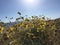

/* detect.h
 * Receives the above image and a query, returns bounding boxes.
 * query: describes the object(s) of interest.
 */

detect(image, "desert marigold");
[42,25,45,27]
[20,23,24,27]
[44,22,46,25]
[9,26,14,31]
[0,26,4,33]
[26,25,29,30]
[51,25,56,30]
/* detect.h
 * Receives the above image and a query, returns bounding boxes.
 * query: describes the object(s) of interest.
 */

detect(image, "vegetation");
[0,12,60,45]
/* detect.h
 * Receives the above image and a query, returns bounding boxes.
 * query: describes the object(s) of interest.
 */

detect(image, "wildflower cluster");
[0,12,60,45]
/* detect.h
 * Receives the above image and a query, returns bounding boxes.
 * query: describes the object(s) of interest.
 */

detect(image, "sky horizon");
[0,0,60,22]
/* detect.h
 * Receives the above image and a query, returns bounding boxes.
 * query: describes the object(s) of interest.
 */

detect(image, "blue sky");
[0,0,60,22]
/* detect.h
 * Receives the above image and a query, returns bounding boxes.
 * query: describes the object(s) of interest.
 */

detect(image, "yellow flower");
[0,26,4,33]
[9,26,14,31]
[20,24,24,27]
[51,25,56,30]
[44,22,46,25]
[7,34,9,38]
[26,25,29,30]
[42,25,45,27]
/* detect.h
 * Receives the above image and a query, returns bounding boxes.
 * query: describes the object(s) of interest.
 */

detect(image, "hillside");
[0,16,60,45]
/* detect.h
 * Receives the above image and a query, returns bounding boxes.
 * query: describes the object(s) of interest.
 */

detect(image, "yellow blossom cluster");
[0,15,58,45]
[0,26,4,33]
